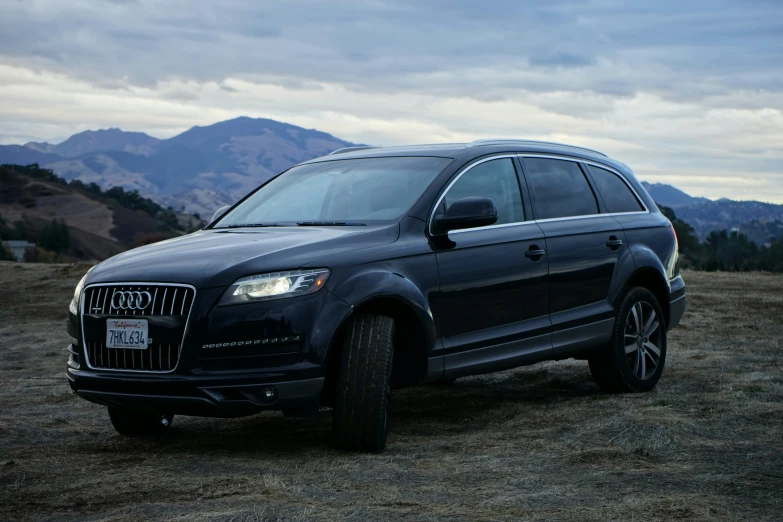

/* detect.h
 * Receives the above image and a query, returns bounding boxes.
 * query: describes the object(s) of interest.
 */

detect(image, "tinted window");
[587,165,644,213]
[443,158,524,225]
[523,158,598,219]
[216,157,450,226]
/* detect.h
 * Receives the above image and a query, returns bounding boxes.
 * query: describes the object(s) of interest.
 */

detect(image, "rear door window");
[522,158,599,219]
[586,165,644,213]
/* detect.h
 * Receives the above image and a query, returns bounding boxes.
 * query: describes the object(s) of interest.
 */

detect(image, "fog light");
[68,354,80,370]
[263,386,277,401]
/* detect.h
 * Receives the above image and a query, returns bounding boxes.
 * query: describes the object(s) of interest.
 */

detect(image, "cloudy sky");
[1,0,782,201]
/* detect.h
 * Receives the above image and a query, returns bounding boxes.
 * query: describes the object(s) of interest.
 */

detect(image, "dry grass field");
[0,262,781,521]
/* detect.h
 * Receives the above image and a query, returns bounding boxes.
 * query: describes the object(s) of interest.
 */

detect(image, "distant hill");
[0,145,62,166]
[643,182,783,244]
[642,182,710,208]
[0,117,354,216]
[25,128,161,157]
[0,164,202,261]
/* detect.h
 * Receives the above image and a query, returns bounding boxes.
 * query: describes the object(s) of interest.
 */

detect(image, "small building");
[2,240,35,261]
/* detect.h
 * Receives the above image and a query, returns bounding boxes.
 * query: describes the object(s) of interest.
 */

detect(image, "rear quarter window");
[586,165,644,213]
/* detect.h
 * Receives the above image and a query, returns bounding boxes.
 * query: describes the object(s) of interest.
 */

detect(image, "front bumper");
[68,367,324,417]
[67,285,353,417]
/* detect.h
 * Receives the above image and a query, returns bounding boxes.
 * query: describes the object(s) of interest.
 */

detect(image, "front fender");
[327,270,437,353]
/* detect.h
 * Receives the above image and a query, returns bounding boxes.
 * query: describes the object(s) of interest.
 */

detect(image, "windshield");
[214,156,451,227]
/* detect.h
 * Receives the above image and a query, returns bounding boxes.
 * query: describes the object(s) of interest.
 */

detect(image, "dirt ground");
[0,262,781,521]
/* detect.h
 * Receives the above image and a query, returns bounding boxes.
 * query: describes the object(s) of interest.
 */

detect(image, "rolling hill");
[0,164,202,261]
[0,117,353,216]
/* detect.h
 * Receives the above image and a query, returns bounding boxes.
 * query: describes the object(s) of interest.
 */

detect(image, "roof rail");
[467,139,607,157]
[328,145,376,155]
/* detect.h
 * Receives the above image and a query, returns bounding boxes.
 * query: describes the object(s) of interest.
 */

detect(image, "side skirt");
[443,332,552,379]
[437,317,615,379]
[551,318,615,360]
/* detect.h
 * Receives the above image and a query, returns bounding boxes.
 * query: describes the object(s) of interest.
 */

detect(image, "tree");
[0,215,12,240]
[24,246,55,263]
[37,219,71,253]
[658,204,700,265]
[11,220,30,241]
[0,242,14,261]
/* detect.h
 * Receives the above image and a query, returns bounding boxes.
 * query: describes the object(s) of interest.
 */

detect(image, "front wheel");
[332,314,395,453]
[108,407,173,436]
[589,287,667,393]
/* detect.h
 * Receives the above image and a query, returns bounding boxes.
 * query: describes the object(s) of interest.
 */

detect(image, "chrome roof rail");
[467,139,607,157]
[328,146,376,155]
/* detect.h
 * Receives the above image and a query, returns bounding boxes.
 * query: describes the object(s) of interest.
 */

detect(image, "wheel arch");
[623,267,671,327]
[320,271,436,406]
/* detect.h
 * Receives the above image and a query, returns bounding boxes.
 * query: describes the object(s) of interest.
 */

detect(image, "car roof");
[301,139,631,174]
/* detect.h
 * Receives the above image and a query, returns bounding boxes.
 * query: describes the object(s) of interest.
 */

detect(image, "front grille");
[81,284,196,372]
[84,340,181,372]
[83,284,195,317]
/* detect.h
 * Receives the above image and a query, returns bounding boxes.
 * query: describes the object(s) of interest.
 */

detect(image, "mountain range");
[0,117,353,217]
[642,182,783,244]
[1,117,781,244]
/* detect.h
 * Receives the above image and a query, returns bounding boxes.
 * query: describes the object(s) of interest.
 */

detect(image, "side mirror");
[209,205,231,226]
[433,197,497,233]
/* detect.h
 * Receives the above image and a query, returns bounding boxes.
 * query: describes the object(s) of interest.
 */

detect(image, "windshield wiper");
[225,223,285,228]
[296,221,366,227]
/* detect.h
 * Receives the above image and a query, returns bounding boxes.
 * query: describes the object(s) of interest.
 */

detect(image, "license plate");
[106,319,148,349]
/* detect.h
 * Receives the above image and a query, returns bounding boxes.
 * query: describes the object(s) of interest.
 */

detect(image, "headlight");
[219,269,330,305]
[69,267,95,315]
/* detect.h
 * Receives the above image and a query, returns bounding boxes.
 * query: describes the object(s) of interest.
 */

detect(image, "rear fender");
[626,245,672,294]
[623,243,673,324]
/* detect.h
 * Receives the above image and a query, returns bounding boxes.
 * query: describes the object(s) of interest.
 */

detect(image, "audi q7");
[66,139,686,452]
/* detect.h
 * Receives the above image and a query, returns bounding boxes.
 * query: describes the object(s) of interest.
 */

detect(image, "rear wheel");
[108,407,173,436]
[589,287,667,393]
[332,314,395,453]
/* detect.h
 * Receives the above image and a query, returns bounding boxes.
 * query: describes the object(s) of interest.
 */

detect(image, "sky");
[1,0,782,202]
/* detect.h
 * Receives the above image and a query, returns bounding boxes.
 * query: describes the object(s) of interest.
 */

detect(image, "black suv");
[66,139,686,452]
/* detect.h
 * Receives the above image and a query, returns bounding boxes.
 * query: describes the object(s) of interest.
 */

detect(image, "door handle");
[525,246,546,260]
[606,236,623,250]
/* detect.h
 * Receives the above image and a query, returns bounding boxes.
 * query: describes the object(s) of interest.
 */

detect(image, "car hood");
[87,224,399,288]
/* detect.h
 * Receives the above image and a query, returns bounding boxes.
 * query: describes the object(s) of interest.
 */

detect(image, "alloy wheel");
[624,301,662,380]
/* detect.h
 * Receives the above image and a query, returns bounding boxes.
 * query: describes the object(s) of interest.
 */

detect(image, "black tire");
[108,407,173,436]
[332,314,395,453]
[589,287,667,393]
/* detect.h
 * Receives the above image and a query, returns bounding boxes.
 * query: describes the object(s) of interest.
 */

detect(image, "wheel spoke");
[640,349,647,378]
[644,341,661,357]
[645,320,659,338]
[625,341,638,354]
[631,303,642,334]
[632,350,640,376]
[643,310,657,336]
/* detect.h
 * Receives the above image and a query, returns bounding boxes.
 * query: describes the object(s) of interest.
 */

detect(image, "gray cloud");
[0,0,781,105]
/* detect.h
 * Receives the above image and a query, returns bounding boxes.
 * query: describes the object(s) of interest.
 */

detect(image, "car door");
[428,156,551,378]
[520,156,627,357]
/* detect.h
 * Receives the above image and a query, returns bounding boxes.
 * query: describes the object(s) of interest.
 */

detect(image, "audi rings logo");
[111,291,152,310]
